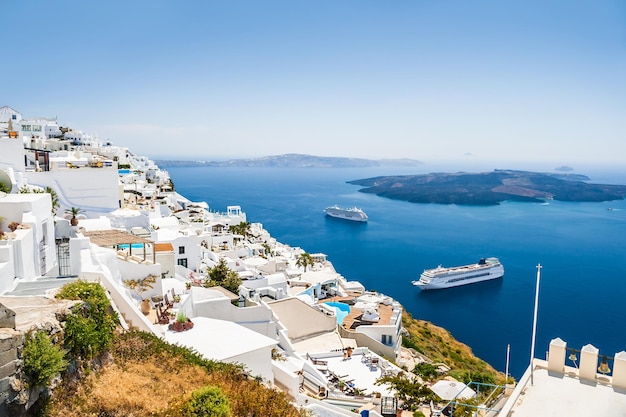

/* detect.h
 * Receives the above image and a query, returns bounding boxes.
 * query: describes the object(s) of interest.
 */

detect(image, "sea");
[166,164,626,379]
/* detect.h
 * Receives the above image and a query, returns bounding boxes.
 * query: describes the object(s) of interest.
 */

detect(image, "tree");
[65,206,85,226]
[123,274,157,300]
[45,186,60,215]
[181,385,231,417]
[230,221,251,238]
[56,280,118,359]
[375,373,437,412]
[23,331,68,387]
[413,362,440,382]
[205,258,242,295]
[296,252,314,272]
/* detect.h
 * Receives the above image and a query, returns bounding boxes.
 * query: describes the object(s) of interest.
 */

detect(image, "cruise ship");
[412,257,504,290]
[324,205,368,222]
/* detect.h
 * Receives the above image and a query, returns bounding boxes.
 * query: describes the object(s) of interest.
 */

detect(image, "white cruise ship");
[324,205,368,222]
[412,257,504,290]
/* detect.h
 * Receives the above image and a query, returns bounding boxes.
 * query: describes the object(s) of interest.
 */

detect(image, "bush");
[181,385,230,417]
[23,331,68,386]
[56,280,118,359]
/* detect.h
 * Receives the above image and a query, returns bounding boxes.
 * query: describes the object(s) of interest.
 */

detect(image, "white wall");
[25,167,120,217]
[0,193,56,278]
[190,288,277,338]
[0,243,16,293]
[0,137,25,174]
[227,346,274,382]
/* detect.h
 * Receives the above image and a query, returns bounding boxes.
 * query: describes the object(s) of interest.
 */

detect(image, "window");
[12,114,17,120]
[381,335,393,346]
[177,258,188,268]
[22,125,31,131]
[178,246,185,254]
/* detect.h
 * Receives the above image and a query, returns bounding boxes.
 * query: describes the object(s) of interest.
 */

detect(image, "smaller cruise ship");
[413,257,504,290]
[324,206,368,222]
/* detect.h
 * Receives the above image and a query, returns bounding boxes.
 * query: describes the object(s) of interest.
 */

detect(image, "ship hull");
[324,206,368,222]
[413,258,504,290]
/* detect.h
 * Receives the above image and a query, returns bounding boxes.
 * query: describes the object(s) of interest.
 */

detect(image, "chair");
[155,303,170,325]
[164,293,174,309]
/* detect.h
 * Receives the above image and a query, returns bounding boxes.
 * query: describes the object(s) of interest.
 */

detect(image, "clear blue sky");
[5,1,626,168]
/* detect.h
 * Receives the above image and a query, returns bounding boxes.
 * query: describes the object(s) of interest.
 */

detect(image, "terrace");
[499,337,626,417]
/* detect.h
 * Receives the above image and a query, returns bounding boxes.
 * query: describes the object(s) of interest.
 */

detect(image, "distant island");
[156,153,422,168]
[348,170,626,205]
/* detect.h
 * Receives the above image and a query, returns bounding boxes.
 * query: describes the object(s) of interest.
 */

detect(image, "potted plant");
[65,206,85,226]
[169,310,194,332]
[123,274,157,315]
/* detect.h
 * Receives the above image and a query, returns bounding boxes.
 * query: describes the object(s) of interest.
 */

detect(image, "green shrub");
[56,280,117,359]
[181,385,231,417]
[23,331,68,386]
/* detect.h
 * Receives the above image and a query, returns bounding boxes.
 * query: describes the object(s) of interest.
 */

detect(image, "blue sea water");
[168,165,626,379]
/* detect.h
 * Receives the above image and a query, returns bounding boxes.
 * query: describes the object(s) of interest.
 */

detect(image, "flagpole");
[530,263,542,386]
[505,343,510,386]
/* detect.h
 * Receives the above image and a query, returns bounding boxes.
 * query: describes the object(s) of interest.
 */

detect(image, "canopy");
[430,380,476,400]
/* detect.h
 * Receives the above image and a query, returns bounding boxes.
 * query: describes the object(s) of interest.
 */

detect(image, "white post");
[613,351,626,389]
[505,343,514,394]
[579,344,599,381]
[505,344,510,384]
[530,264,542,386]
[548,337,566,373]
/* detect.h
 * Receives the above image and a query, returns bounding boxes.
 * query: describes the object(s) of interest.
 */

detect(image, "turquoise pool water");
[118,169,131,174]
[325,301,350,325]
[118,243,144,249]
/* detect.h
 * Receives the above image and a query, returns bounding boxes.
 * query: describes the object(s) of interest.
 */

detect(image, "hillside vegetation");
[402,312,507,385]
[44,331,306,417]
[28,280,304,417]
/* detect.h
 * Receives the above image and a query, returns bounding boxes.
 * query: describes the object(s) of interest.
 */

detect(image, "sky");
[4,1,626,168]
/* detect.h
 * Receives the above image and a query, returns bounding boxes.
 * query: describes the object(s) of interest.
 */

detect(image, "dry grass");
[44,331,305,417]
[402,312,506,384]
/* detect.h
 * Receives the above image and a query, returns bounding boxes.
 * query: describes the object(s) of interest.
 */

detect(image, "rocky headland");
[348,169,626,205]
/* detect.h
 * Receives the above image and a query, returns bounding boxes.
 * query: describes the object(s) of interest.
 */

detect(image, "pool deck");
[323,297,394,330]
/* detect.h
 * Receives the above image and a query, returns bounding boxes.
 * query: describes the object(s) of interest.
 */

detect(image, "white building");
[0,192,57,293]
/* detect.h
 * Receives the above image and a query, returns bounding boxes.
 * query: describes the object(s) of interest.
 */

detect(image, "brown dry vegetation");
[44,331,307,417]
[402,312,506,384]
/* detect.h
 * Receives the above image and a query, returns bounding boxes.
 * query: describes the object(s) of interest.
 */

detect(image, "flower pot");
[141,299,151,315]
[169,319,194,332]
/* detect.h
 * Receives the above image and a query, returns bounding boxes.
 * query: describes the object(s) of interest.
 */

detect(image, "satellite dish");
[0,169,12,195]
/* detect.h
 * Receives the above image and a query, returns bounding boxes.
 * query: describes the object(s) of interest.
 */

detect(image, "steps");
[5,277,78,296]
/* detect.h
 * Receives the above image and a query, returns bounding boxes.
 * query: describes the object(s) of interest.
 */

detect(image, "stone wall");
[0,307,25,415]
[0,298,76,416]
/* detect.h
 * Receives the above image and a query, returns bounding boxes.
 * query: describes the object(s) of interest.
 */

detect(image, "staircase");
[5,276,78,296]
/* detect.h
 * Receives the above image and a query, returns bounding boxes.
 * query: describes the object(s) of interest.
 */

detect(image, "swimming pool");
[118,243,145,250]
[118,169,131,174]
[324,301,350,325]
